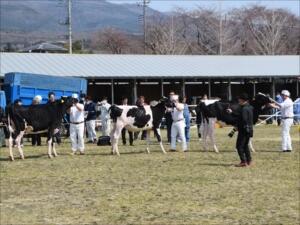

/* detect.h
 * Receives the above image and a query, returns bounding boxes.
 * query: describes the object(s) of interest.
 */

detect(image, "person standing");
[121,97,133,146]
[269,90,294,152]
[293,97,300,125]
[84,96,97,143]
[31,95,42,146]
[99,97,111,136]
[165,91,175,143]
[169,95,187,152]
[183,96,190,144]
[195,99,202,140]
[275,92,283,126]
[134,96,147,140]
[47,92,62,144]
[227,93,254,167]
[68,93,85,155]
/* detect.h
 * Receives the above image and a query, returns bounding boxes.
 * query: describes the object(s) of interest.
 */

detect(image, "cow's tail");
[7,112,14,135]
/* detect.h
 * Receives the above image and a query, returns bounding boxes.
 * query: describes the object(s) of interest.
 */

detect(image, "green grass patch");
[0,125,299,225]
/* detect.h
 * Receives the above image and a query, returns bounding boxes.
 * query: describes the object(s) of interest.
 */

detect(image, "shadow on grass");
[0,153,46,161]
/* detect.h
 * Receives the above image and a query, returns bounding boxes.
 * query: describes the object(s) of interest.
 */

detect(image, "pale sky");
[109,0,300,16]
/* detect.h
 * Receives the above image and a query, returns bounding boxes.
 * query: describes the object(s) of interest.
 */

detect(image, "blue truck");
[3,72,87,105]
[0,91,6,110]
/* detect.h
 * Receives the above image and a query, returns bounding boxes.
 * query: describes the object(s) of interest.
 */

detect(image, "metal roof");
[0,53,299,78]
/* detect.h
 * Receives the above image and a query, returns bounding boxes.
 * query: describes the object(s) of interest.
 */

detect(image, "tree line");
[90,5,300,55]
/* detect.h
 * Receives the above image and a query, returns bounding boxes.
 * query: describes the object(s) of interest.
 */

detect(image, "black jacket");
[237,103,254,137]
[84,102,97,121]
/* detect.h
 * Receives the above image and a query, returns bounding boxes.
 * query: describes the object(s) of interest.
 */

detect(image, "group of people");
[0,89,296,167]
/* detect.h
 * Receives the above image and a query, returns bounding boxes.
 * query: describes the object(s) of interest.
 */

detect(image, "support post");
[160,79,164,97]
[253,81,256,97]
[133,79,137,104]
[228,79,232,101]
[272,78,276,99]
[208,79,212,98]
[111,79,114,104]
[181,79,186,97]
[296,78,299,97]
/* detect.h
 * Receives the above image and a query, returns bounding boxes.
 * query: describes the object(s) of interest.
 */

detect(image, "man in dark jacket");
[84,96,97,143]
[227,93,254,167]
[165,91,175,143]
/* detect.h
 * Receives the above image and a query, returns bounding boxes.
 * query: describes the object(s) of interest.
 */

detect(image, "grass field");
[0,125,299,225]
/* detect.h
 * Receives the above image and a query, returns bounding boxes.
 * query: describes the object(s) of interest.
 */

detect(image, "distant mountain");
[0,0,161,34]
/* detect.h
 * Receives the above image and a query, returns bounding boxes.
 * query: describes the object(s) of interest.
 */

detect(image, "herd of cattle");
[0,94,271,161]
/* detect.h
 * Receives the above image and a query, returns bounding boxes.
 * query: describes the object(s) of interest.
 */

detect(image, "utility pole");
[138,0,150,54]
[143,0,146,54]
[68,0,72,54]
[219,0,223,55]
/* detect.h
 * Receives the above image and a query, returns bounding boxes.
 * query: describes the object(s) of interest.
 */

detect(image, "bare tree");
[93,27,129,54]
[146,14,188,54]
[234,6,298,55]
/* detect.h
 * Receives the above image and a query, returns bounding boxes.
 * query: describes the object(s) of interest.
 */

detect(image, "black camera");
[228,128,237,138]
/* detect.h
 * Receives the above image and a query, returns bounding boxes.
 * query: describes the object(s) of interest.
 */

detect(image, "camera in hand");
[228,128,237,138]
[72,98,79,104]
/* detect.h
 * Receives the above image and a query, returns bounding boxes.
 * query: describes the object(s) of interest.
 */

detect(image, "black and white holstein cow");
[109,98,169,156]
[196,94,271,152]
[6,97,73,161]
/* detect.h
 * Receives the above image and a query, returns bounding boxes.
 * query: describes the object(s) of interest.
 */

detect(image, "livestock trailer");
[0,91,6,110]
[3,72,87,105]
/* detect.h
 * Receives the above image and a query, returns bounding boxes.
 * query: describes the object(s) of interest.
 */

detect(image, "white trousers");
[70,123,85,152]
[101,118,111,136]
[281,118,293,151]
[171,120,187,151]
[86,120,97,141]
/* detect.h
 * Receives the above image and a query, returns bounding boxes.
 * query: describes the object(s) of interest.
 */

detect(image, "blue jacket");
[183,104,190,127]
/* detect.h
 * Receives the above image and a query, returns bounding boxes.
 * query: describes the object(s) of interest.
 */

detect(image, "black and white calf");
[6,97,73,160]
[109,98,169,156]
[196,94,271,152]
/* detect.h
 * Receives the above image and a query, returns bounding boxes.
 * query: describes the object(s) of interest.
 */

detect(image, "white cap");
[281,90,290,97]
[33,95,42,102]
[72,93,78,99]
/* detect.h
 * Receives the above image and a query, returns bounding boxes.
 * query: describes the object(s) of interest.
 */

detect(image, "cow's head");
[254,93,272,107]
[58,96,73,110]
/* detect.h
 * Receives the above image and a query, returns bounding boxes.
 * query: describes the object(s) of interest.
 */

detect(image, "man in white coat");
[69,93,85,155]
[169,95,187,152]
[99,97,111,136]
[269,90,294,152]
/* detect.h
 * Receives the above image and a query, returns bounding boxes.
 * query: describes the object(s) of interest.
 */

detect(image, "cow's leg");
[111,125,122,156]
[153,128,166,154]
[16,131,25,160]
[8,134,14,161]
[249,138,255,152]
[145,130,151,154]
[201,123,208,151]
[52,142,58,157]
[209,119,219,153]
[110,123,117,154]
[48,137,53,158]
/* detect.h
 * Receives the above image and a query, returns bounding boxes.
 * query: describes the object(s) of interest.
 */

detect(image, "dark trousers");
[166,119,172,143]
[197,124,201,138]
[122,128,133,145]
[32,134,41,146]
[236,132,251,163]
